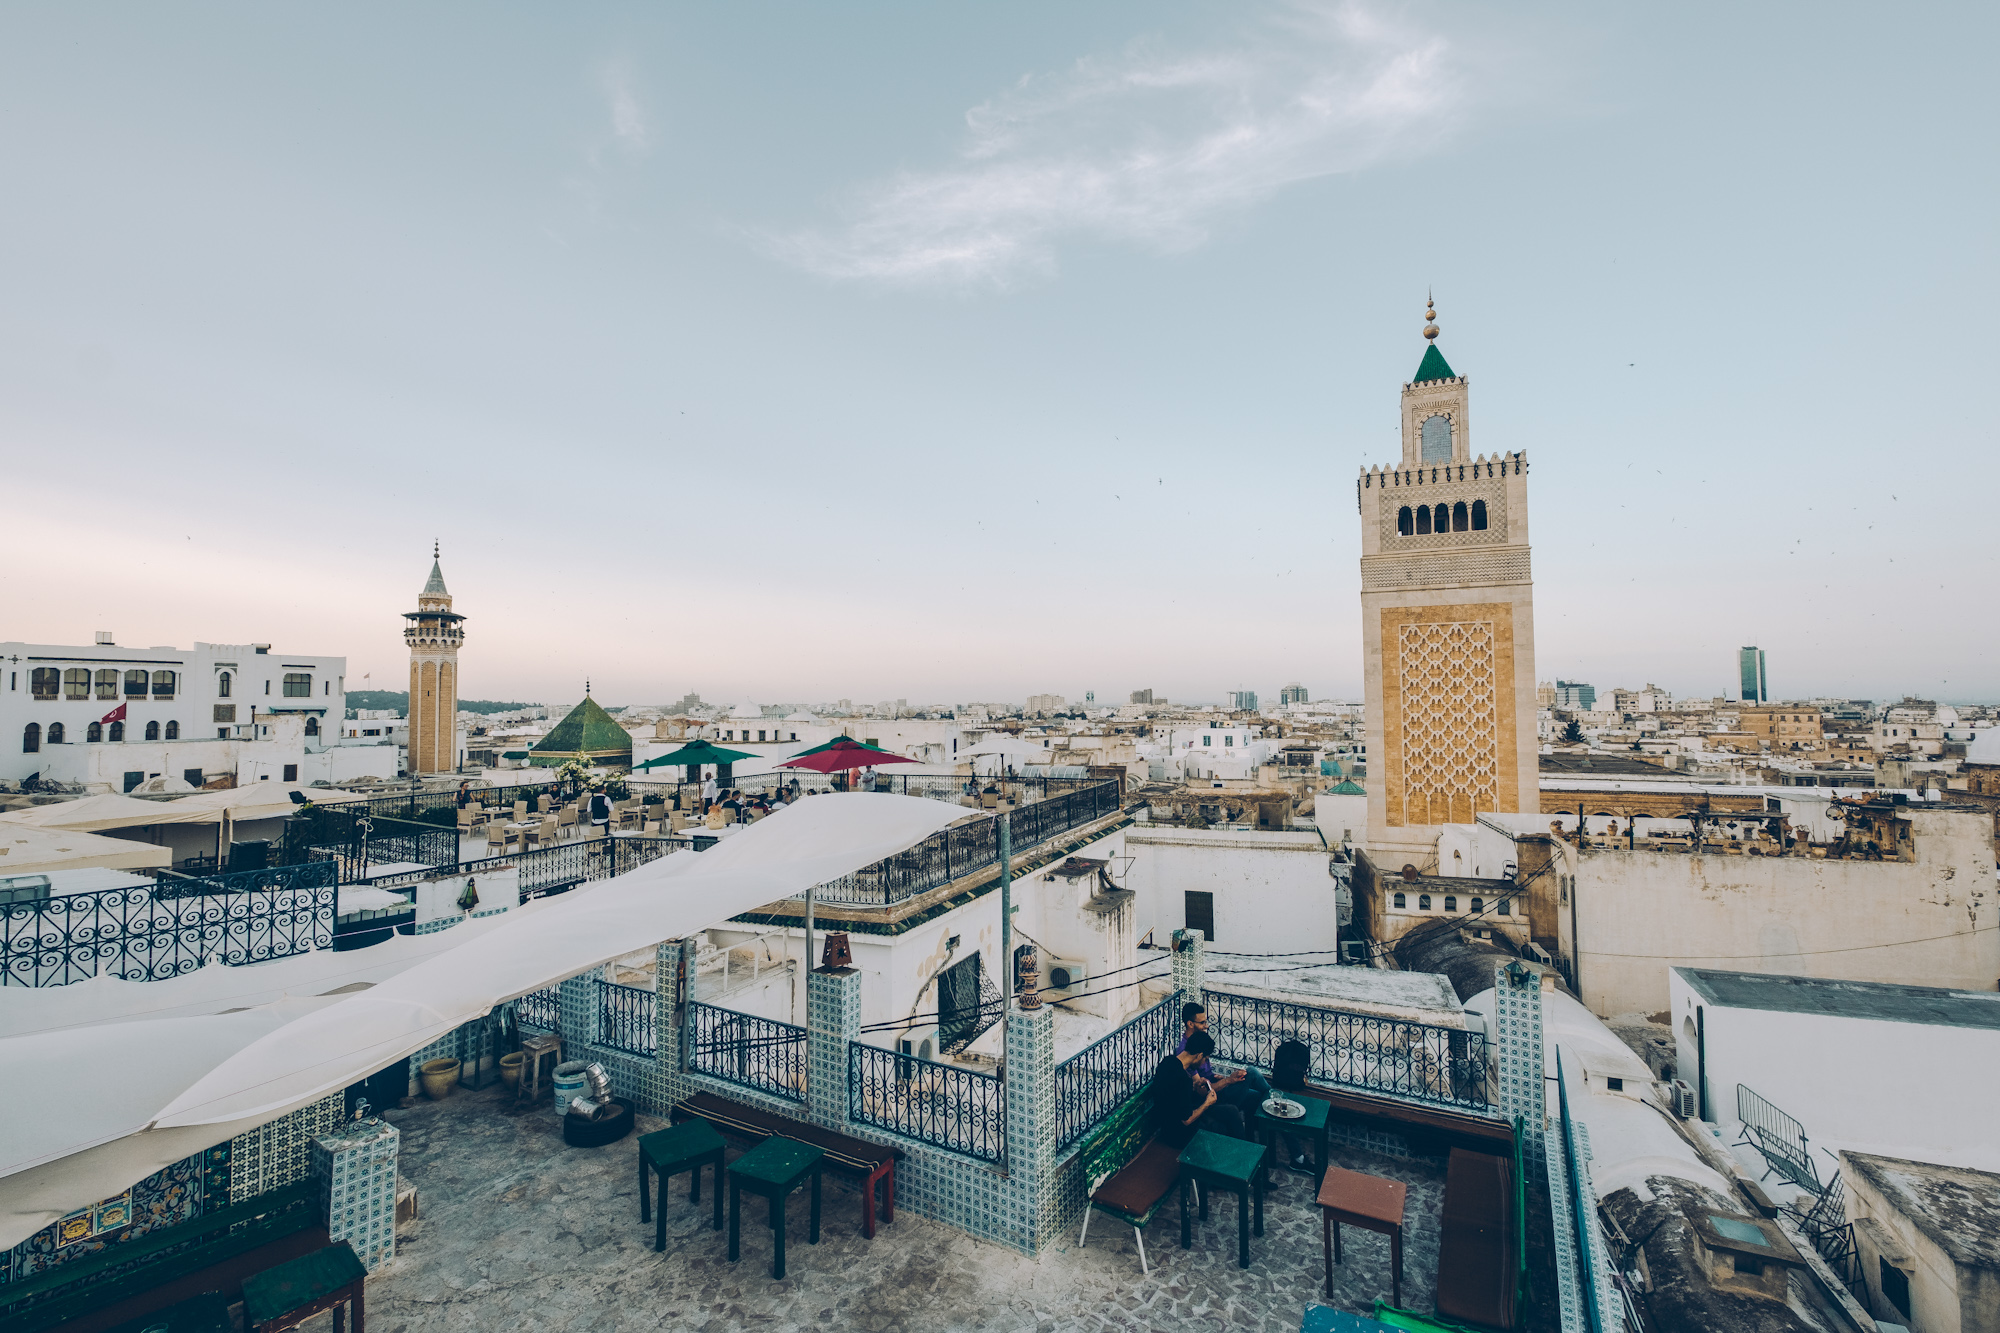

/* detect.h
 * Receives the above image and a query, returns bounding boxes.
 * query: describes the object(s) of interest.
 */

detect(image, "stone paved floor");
[327,1086,1525,1333]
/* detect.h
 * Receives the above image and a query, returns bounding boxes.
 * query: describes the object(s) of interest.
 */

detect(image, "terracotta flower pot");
[418,1057,461,1100]
[499,1051,525,1090]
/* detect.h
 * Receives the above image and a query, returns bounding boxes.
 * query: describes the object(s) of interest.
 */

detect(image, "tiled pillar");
[311,1117,399,1272]
[558,971,597,1058]
[807,966,860,1131]
[1170,927,1205,1007]
[1004,1001,1056,1249]
[650,937,695,1112]
[1492,960,1546,1170]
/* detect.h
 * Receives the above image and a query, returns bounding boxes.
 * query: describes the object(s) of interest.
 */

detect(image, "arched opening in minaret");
[1414,505,1432,535]
[1397,506,1414,535]
[1452,502,1468,532]
[1472,500,1488,530]
[1433,503,1449,533]
[1420,414,1451,463]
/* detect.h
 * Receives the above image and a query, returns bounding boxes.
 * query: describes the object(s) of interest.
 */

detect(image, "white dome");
[1968,728,2000,767]
[1935,704,1959,728]
[729,700,764,720]
[785,711,819,722]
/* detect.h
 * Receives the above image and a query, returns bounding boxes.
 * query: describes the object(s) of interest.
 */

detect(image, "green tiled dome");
[529,695,633,767]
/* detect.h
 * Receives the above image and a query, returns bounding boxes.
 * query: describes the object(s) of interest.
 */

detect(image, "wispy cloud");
[769,4,1467,287]
[603,63,649,153]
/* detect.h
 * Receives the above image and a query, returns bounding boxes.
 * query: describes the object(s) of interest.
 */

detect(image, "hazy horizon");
[4,4,1994,707]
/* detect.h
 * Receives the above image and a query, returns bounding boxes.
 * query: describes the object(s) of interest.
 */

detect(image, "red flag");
[100,702,127,725]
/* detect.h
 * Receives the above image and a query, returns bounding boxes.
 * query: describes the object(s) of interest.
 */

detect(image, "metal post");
[998,810,1012,1013]
[802,885,814,1030]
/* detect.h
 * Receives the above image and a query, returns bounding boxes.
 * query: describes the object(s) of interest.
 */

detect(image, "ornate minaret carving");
[403,543,465,775]
[1356,300,1539,869]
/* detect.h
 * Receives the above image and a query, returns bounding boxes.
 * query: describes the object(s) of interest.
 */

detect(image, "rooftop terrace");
[371,1085,1557,1333]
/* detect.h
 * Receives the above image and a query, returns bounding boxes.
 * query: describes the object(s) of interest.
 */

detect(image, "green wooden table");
[727,1137,824,1280]
[1253,1094,1331,1185]
[639,1119,727,1249]
[1178,1130,1267,1269]
[241,1242,366,1333]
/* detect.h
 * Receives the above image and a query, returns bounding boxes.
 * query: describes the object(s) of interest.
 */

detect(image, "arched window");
[217,671,232,699]
[86,721,102,743]
[1471,499,1488,530]
[22,723,39,753]
[164,720,179,740]
[1417,893,1431,911]
[1392,892,1406,909]
[1452,501,1469,532]
[145,720,160,741]
[30,668,59,700]
[1397,506,1414,536]
[1444,895,1458,912]
[48,722,65,744]
[1420,413,1452,463]
[1415,505,1433,535]
[64,668,90,700]
[95,669,119,700]
[1470,897,1483,914]
[151,670,176,700]
[1433,503,1450,534]
[304,717,319,737]
[124,669,148,698]
[109,721,124,742]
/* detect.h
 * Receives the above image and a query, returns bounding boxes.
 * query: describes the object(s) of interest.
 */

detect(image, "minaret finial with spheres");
[1424,291,1439,342]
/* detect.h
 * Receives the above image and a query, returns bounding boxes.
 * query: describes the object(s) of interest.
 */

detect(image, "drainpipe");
[998,812,1012,1023]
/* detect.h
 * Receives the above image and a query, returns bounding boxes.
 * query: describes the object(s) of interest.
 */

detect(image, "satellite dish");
[1400,863,1420,882]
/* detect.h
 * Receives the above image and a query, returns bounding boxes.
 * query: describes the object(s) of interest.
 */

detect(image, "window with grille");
[151,670,176,699]
[145,721,159,740]
[22,724,40,752]
[214,704,236,723]
[164,721,179,740]
[109,721,124,742]
[1420,414,1452,463]
[283,673,311,697]
[48,723,65,744]
[64,669,90,700]
[30,669,58,701]
[125,670,148,698]
[95,669,119,700]
[217,671,232,698]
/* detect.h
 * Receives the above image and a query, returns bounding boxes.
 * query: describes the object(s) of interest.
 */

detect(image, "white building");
[2,637,395,791]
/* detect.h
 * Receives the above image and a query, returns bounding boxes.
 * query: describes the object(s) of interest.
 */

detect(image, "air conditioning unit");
[1667,1079,1698,1119]
[1340,940,1371,965]
[896,1025,939,1066]
[1043,957,1089,994]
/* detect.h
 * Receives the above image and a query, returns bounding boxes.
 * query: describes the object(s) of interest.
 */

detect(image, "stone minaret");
[1356,299,1538,870]
[403,544,465,775]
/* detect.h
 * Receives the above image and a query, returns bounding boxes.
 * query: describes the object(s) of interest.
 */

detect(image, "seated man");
[1179,1003,1271,1120]
[1149,1030,1243,1148]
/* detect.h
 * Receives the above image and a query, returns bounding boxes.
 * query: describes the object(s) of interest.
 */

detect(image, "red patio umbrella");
[774,739,918,775]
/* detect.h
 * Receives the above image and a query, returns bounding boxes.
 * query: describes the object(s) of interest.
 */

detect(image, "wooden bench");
[1075,1089,1181,1275]
[1293,1083,1515,1160]
[0,1182,327,1333]
[671,1091,900,1239]
[1434,1145,1521,1331]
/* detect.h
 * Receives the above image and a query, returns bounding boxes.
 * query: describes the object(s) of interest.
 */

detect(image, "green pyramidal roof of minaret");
[1412,343,1456,383]
[530,696,633,756]
[422,561,449,595]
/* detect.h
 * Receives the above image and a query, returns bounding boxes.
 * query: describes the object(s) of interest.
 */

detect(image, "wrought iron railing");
[804,780,1120,907]
[2,862,337,987]
[848,1041,1003,1162]
[1736,1083,1823,1193]
[515,984,561,1031]
[689,1001,807,1103]
[281,807,458,882]
[1205,987,1491,1110]
[357,836,682,899]
[596,979,657,1056]
[629,772,1104,808]
[1051,990,1183,1150]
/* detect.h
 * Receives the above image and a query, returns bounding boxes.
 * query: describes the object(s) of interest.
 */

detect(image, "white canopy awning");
[144,784,367,824]
[0,793,182,833]
[0,825,172,875]
[0,792,963,1246]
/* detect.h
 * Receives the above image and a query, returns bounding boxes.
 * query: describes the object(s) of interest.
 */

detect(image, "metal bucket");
[567,1096,617,1122]
[582,1063,612,1102]
[552,1060,592,1116]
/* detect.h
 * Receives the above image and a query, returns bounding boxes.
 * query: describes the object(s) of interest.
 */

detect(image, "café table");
[1316,1164,1407,1305]
[1178,1130,1267,1269]
[1252,1093,1331,1186]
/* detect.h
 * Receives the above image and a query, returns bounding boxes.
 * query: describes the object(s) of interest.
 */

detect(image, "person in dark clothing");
[587,789,612,836]
[1178,1002,1272,1117]
[1148,1031,1243,1148]
[456,781,473,810]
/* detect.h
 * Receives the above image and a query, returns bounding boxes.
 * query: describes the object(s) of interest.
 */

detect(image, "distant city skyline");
[3,4,1994,704]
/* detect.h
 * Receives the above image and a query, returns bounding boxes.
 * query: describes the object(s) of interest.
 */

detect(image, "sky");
[3,3,1995,708]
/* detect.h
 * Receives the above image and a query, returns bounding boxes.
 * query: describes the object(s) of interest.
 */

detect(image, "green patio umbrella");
[633,739,758,771]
